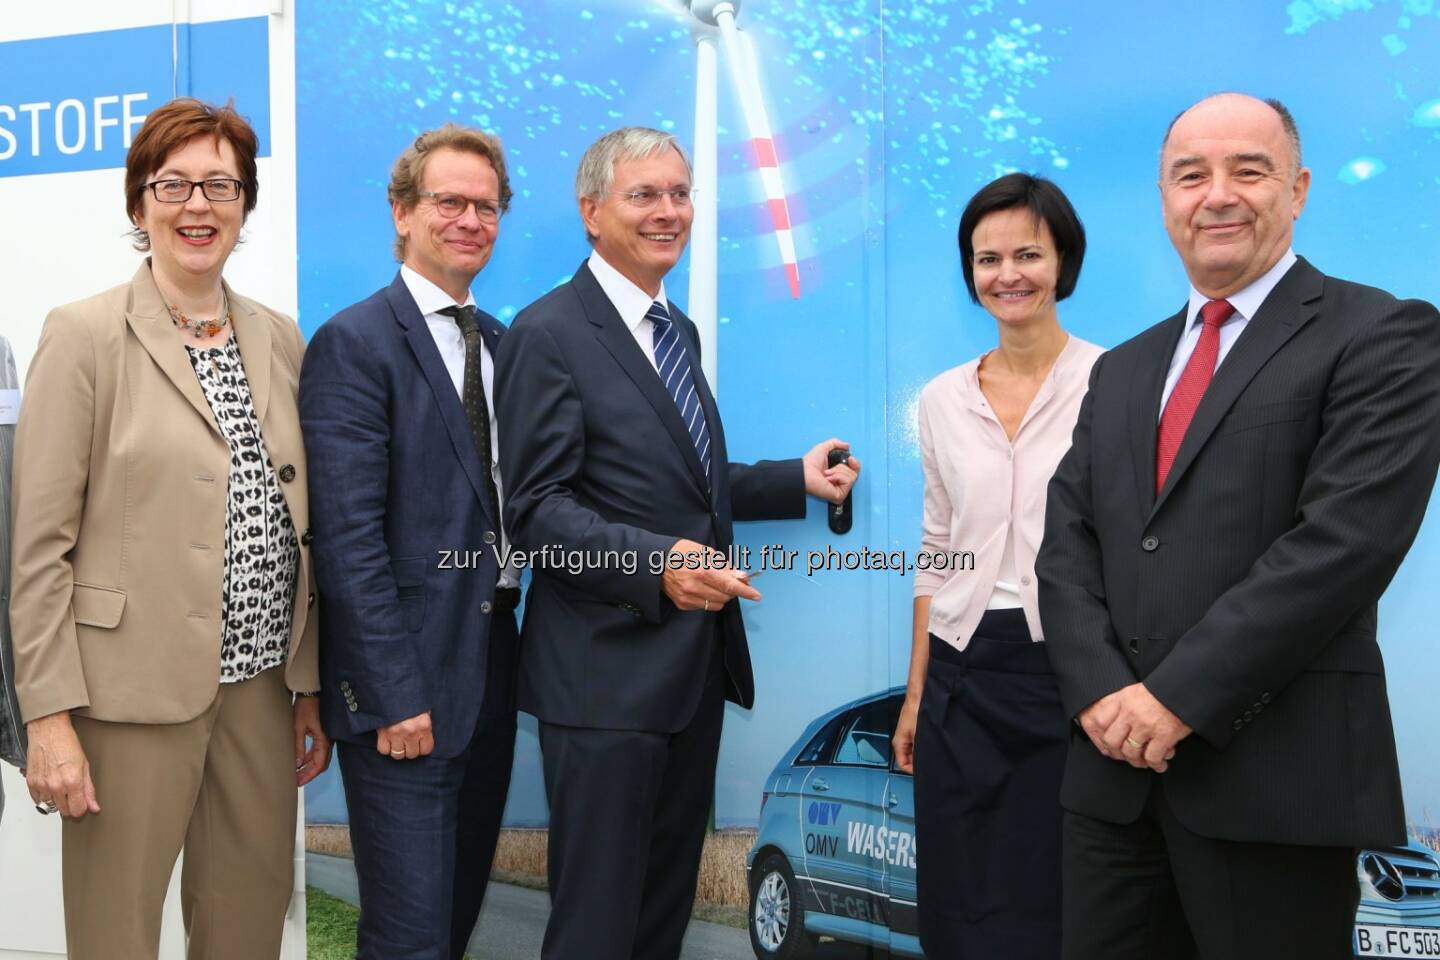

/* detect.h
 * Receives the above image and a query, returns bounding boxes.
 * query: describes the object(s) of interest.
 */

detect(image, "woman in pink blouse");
[892,173,1102,958]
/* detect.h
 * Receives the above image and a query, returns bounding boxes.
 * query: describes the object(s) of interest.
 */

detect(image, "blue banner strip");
[0,17,271,178]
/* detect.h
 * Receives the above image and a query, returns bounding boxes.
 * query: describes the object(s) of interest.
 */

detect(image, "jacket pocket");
[72,583,127,629]
[1216,397,1313,435]
[390,557,427,632]
[1305,634,1384,675]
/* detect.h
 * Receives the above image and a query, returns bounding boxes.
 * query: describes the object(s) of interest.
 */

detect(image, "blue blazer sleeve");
[299,317,430,733]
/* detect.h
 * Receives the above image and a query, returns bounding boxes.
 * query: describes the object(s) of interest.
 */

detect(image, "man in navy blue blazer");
[299,124,519,960]
[496,127,861,960]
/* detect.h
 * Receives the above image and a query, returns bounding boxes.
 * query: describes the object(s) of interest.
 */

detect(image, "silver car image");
[747,689,1440,959]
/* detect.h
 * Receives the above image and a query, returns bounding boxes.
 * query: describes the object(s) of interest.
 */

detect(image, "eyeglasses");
[145,178,244,203]
[610,188,695,209]
[418,192,503,223]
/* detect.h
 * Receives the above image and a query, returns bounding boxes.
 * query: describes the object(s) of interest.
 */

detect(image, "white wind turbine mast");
[659,0,801,387]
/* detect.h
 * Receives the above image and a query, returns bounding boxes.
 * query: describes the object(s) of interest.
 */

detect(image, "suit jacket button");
[279,464,297,483]
[347,702,358,712]
[483,531,497,545]
[301,528,314,546]
[340,681,351,692]
[1261,692,1271,704]
[1243,710,1253,722]
[481,601,493,614]
[1127,638,1140,654]
[1233,718,1244,731]
[1141,536,1160,552]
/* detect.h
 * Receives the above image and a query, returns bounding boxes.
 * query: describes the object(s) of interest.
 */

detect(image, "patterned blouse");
[185,335,299,683]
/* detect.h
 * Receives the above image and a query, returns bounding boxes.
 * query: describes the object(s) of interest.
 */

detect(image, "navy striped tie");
[648,300,711,486]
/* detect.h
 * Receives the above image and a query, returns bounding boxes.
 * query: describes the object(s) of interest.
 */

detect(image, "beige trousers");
[62,666,295,960]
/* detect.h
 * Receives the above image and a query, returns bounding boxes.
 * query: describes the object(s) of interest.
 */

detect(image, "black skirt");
[913,608,1067,959]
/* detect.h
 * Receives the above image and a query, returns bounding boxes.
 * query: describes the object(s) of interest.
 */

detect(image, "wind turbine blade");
[714,12,801,298]
[690,34,720,389]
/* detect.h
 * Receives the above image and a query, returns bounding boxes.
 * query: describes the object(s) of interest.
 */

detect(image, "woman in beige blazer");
[9,97,331,960]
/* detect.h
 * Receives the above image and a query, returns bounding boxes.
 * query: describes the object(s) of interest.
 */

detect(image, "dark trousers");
[914,609,1068,960]
[338,615,519,960]
[538,635,726,960]
[1061,777,1359,960]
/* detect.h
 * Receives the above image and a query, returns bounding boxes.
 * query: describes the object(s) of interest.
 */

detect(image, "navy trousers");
[537,633,727,960]
[337,613,518,960]
[914,608,1068,959]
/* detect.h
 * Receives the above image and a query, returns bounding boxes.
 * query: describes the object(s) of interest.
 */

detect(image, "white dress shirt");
[400,265,518,588]
[588,250,669,371]
[1159,250,1298,414]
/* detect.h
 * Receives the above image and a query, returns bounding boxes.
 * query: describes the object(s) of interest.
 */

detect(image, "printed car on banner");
[746,689,1440,959]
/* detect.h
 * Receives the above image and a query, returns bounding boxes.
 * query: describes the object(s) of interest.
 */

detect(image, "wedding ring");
[389,750,406,758]
[1125,736,1143,749]
[703,599,710,612]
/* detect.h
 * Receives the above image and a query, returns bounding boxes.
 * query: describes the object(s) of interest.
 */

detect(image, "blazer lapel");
[1150,258,1323,519]
[477,310,504,357]
[385,275,499,529]
[229,285,271,426]
[123,261,220,436]
[572,264,711,497]
[1129,306,1188,515]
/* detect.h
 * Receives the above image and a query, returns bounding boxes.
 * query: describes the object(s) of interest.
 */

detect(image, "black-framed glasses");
[611,187,695,209]
[418,191,503,223]
[144,178,244,203]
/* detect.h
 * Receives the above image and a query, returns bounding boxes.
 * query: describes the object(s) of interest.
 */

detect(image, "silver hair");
[574,127,693,201]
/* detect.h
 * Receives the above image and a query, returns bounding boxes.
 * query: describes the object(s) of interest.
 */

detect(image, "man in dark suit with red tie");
[1037,93,1440,959]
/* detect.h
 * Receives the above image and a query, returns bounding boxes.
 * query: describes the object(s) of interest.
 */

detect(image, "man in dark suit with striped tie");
[495,126,859,960]
[1037,93,1440,959]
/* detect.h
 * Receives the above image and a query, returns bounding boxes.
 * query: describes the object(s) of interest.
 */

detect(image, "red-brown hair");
[124,98,259,251]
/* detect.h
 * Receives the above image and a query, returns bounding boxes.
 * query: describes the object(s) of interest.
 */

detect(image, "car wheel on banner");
[749,851,815,959]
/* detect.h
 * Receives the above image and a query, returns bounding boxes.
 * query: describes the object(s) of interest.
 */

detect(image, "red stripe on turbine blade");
[752,137,778,168]
[767,199,792,231]
[786,262,801,299]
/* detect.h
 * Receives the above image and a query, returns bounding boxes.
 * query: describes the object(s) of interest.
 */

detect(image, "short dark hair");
[125,98,260,251]
[1160,95,1303,172]
[956,173,1086,304]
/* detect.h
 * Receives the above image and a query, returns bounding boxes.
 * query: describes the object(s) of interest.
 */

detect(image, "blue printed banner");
[0,17,270,178]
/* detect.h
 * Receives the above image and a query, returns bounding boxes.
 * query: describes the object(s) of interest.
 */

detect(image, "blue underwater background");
[295,0,1440,829]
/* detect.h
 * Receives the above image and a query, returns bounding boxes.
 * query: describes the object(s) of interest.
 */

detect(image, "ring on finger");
[1124,736,1143,749]
[389,750,406,758]
[35,799,58,815]
[703,599,710,612]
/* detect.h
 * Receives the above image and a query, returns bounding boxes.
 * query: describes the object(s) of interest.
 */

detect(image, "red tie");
[1156,299,1235,493]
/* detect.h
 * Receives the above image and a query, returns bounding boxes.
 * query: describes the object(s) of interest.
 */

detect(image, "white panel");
[0,766,65,956]
[2,0,274,43]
